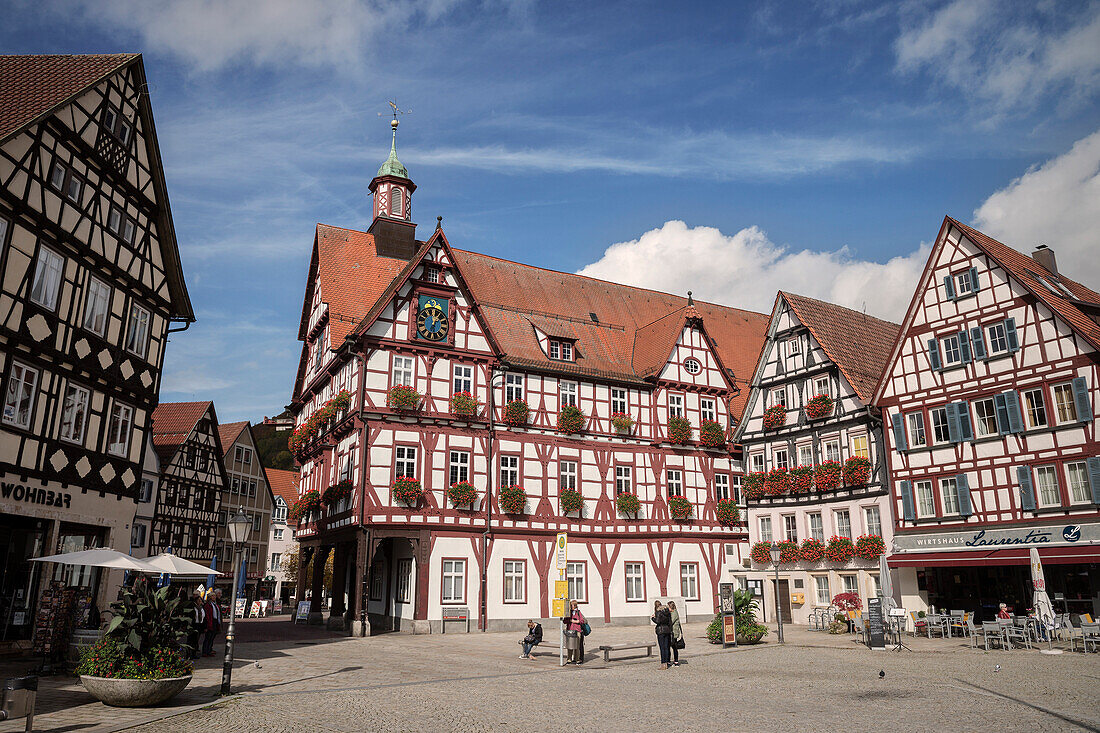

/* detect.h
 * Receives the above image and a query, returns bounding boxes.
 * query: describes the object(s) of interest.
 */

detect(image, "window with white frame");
[107,401,133,457]
[614,465,632,494]
[395,445,417,479]
[610,388,627,414]
[139,479,153,503]
[683,357,701,374]
[940,477,959,515]
[1051,383,1078,424]
[823,440,841,463]
[548,339,574,361]
[666,469,683,497]
[714,473,730,501]
[868,573,881,598]
[930,407,950,444]
[130,523,146,548]
[1034,465,1060,507]
[813,575,830,605]
[392,356,414,387]
[396,558,412,603]
[441,559,466,603]
[390,186,403,216]
[423,264,441,283]
[48,162,66,190]
[751,453,765,472]
[82,276,110,336]
[503,560,526,602]
[566,561,586,601]
[841,574,858,595]
[808,512,824,542]
[680,563,699,600]
[986,322,1009,355]
[1023,388,1048,429]
[449,451,469,486]
[624,562,645,601]
[773,447,789,470]
[730,475,742,505]
[914,480,935,518]
[107,205,135,243]
[500,455,519,487]
[273,498,287,522]
[1066,462,1090,503]
[813,376,830,396]
[864,506,882,536]
[758,516,772,542]
[65,173,82,203]
[29,246,64,309]
[783,514,798,542]
[453,365,473,394]
[771,387,786,408]
[59,383,89,444]
[834,509,852,539]
[850,434,869,459]
[941,334,961,366]
[560,381,578,407]
[786,337,801,357]
[797,444,813,467]
[973,398,997,437]
[700,397,716,422]
[907,413,927,448]
[668,393,684,419]
[558,460,578,492]
[505,373,523,402]
[273,528,283,541]
[125,303,150,357]
[955,270,974,296]
[270,552,282,570]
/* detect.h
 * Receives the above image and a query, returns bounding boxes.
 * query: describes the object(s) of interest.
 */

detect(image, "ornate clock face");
[416,299,449,342]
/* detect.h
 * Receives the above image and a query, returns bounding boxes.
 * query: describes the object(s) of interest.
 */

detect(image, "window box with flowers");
[290,489,321,524]
[667,416,692,445]
[843,456,871,487]
[610,412,634,435]
[763,467,790,496]
[387,385,422,411]
[668,496,693,520]
[502,399,529,427]
[855,534,886,560]
[498,485,526,514]
[804,394,834,420]
[716,498,740,525]
[699,419,725,448]
[559,488,585,516]
[392,477,422,507]
[744,472,766,501]
[776,540,800,564]
[762,404,787,430]
[800,537,825,562]
[449,391,480,418]
[322,480,351,505]
[789,465,814,494]
[750,541,773,565]
[446,481,477,508]
[814,461,842,492]
[557,405,586,435]
[288,390,353,455]
[825,536,856,563]
[615,491,641,517]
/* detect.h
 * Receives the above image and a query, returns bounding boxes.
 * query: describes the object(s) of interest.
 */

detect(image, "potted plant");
[77,578,194,707]
[668,496,693,520]
[789,465,814,494]
[763,467,790,496]
[832,592,862,632]
[502,399,529,427]
[615,491,641,517]
[557,405,586,435]
[855,534,886,560]
[750,541,773,565]
[698,419,725,448]
[715,498,740,525]
[776,540,800,564]
[446,480,477,508]
[804,393,834,420]
[800,537,825,562]
[667,415,692,445]
[744,471,766,500]
[392,476,422,507]
[814,460,842,492]
[449,391,480,417]
[825,535,856,563]
[734,589,768,644]
[288,390,353,456]
[610,412,634,436]
[387,385,422,411]
[322,479,351,505]
[762,404,786,429]
[498,484,526,514]
[560,488,584,515]
[291,489,321,524]
[843,456,871,487]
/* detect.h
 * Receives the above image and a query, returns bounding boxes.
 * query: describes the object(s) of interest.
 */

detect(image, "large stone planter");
[737,631,766,645]
[80,675,192,707]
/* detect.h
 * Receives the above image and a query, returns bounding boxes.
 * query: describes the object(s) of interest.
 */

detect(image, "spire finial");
[436,216,443,230]
[687,291,694,306]
[375,100,412,180]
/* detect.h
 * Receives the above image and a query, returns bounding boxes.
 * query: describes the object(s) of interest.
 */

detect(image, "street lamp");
[768,545,784,644]
[221,507,252,695]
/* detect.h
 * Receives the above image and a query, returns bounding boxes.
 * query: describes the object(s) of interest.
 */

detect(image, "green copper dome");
[376,135,408,179]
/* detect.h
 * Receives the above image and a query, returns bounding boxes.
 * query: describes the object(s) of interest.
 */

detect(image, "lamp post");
[768,545,784,644]
[221,508,253,695]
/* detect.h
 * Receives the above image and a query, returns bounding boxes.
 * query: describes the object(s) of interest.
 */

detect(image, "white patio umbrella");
[30,548,160,572]
[878,553,896,610]
[144,552,225,578]
[1030,547,1062,655]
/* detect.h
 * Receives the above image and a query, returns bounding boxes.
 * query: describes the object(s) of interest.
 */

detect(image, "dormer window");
[548,339,574,361]
[683,358,701,374]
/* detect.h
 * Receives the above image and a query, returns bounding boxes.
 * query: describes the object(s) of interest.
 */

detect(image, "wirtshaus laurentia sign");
[893,522,1099,553]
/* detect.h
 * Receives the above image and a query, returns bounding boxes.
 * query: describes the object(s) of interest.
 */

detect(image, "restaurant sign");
[1,479,72,509]
[894,522,1100,553]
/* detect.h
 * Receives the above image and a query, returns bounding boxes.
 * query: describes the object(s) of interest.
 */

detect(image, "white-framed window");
[786,337,801,357]
[850,434,869,459]
[107,401,133,457]
[683,357,701,374]
[559,460,577,491]
[758,516,772,543]
[940,477,959,516]
[941,334,961,366]
[680,563,699,600]
[82,276,111,336]
[65,173,82,203]
[930,407,950,444]
[823,440,841,463]
[624,562,645,602]
[907,413,927,448]
[59,382,90,444]
[503,559,526,603]
[273,528,283,541]
[441,559,466,603]
[273,498,287,522]
[610,388,627,415]
[107,205,135,243]
[1065,462,1091,504]
[29,245,64,310]
[841,574,858,595]
[700,397,717,423]
[954,271,974,296]
[808,512,824,542]
[1034,465,1060,507]
[505,373,523,402]
[771,387,786,408]
[730,475,742,505]
[864,506,882,536]
[500,455,519,487]
[614,465,632,494]
[773,447,788,470]
[566,561,586,602]
[396,558,412,603]
[130,523,146,548]
[667,393,683,419]
[834,509,852,539]
[559,381,577,408]
[813,376,830,396]
[666,469,683,497]
[914,480,935,518]
[1051,383,1078,424]
[868,573,881,598]
[973,398,997,437]
[49,161,66,190]
[423,264,441,283]
[783,514,798,542]
[751,453,765,472]
[448,450,469,486]
[797,444,813,466]
[813,575,830,605]
[235,446,252,465]
[1023,388,1048,429]
[987,322,1009,355]
[714,473,730,501]
[124,302,150,357]
[395,445,417,478]
[139,478,154,503]
[548,339,574,361]
[391,355,414,387]
[270,552,282,570]
[453,365,473,394]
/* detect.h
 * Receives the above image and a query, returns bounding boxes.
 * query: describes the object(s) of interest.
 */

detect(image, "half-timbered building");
[216,421,274,598]
[264,467,299,606]
[289,125,769,633]
[0,54,192,646]
[875,217,1100,622]
[149,401,226,564]
[734,292,899,624]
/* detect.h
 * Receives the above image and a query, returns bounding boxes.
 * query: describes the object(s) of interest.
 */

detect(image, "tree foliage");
[281,546,333,590]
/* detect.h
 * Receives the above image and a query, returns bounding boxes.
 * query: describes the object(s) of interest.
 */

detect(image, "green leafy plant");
[446,481,477,507]
[800,537,825,562]
[610,412,634,434]
[499,485,526,514]
[855,534,886,559]
[804,393,834,419]
[825,535,856,562]
[667,416,692,445]
[843,456,871,486]
[615,491,641,516]
[557,405,586,434]
[102,579,194,659]
[814,460,842,491]
[698,419,725,448]
[76,636,193,680]
[790,465,814,494]
[762,404,787,429]
[763,467,790,496]
[288,390,353,454]
[449,391,480,417]
[502,399,529,427]
[392,476,422,506]
[715,498,740,525]
[744,471,766,500]
[750,541,773,564]
[776,540,800,564]
[386,385,422,410]
[322,479,351,504]
[668,496,693,520]
[560,488,584,514]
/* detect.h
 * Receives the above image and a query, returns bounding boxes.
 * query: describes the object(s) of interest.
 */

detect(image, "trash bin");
[0,675,37,732]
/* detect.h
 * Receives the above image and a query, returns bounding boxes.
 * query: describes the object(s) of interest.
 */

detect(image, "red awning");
[887,544,1100,568]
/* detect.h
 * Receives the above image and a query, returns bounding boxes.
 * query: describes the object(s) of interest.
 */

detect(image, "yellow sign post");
[555,533,568,666]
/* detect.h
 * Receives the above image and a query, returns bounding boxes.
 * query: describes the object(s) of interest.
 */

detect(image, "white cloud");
[577,220,929,321]
[895,0,1100,112]
[974,129,1100,286]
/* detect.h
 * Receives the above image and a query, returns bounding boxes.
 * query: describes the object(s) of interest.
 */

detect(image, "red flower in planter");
[763,467,791,496]
[744,472,766,500]
[668,496,693,520]
[289,390,353,455]
[825,535,856,563]
[716,498,740,525]
[843,456,871,487]
[762,404,787,430]
[800,538,826,562]
[557,405,586,435]
[449,391,480,417]
[387,385,422,410]
[698,420,725,448]
[322,480,351,504]
[498,485,526,514]
[610,412,635,434]
[804,394,834,420]
[392,476,422,507]
[615,491,641,516]
[560,488,585,514]
[446,481,477,507]
[776,540,800,564]
[750,541,773,565]
[789,465,814,494]
[832,592,862,612]
[502,399,529,427]
[667,416,692,445]
[855,534,886,560]
[814,461,842,492]
[291,489,321,523]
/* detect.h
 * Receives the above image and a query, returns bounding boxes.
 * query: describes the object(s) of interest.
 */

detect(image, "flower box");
[502,399,529,427]
[855,534,886,560]
[446,481,477,507]
[800,538,825,562]
[322,480,351,505]
[825,536,856,563]
[843,456,871,487]
[392,476,422,507]
[750,541,773,565]
[667,416,692,445]
[776,540,800,564]
[790,465,814,494]
[814,460,842,492]
[804,393,834,420]
[763,467,790,496]
[449,391,480,417]
[387,385,422,411]
[615,491,641,516]
[668,496,693,520]
[610,412,634,435]
[288,390,353,455]
[290,489,321,524]
[559,488,584,515]
[744,472,766,500]
[762,404,787,430]
[716,498,740,525]
[698,419,725,448]
[498,485,526,514]
[557,405,586,435]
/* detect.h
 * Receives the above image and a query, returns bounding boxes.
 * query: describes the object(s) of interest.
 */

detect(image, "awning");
[887,544,1099,568]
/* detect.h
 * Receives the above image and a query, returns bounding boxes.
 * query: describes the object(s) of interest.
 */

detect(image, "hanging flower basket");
[776,540,800,564]
[763,467,791,496]
[667,416,692,445]
[843,456,871,487]
[698,419,725,448]
[559,488,584,515]
[290,489,321,524]
[668,496,693,520]
[800,538,825,562]
[322,480,351,505]
[446,481,477,507]
[750,541,773,565]
[814,461,842,492]
[387,385,422,411]
[762,404,787,430]
[716,498,740,525]
[288,390,353,454]
[502,399,529,427]
[557,405,586,435]
[615,491,641,516]
[498,485,526,514]
[744,472,766,500]
[825,536,856,563]
[790,465,814,494]
[804,394,834,420]
[449,391,480,417]
[610,412,634,435]
[392,476,422,507]
[855,534,886,560]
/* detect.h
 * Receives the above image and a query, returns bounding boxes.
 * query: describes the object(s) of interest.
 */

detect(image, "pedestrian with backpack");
[668,600,685,667]
[562,599,588,664]
[652,601,673,669]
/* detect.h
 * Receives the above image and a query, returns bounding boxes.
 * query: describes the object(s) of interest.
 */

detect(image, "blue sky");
[4,1,1099,422]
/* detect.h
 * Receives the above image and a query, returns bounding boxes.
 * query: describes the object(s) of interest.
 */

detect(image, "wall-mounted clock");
[416,295,449,342]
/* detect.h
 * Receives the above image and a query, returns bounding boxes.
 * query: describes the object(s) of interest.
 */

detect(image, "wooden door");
[777,579,793,624]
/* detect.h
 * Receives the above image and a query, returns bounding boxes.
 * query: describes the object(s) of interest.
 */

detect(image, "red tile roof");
[0,54,138,144]
[779,292,901,402]
[266,468,300,505]
[216,421,248,454]
[151,401,212,460]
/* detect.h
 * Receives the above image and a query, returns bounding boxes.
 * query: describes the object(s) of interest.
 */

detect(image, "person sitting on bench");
[519,619,543,659]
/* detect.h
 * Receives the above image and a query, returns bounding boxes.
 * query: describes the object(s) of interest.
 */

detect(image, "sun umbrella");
[879,553,896,610]
[145,552,226,577]
[30,548,160,572]
[1030,547,1062,654]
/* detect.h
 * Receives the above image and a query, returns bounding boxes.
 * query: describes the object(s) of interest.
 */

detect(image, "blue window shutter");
[1005,318,1019,352]
[927,338,941,371]
[899,481,915,522]
[1004,391,1024,433]
[946,402,961,443]
[957,474,973,517]
[968,266,979,292]
[944,275,956,300]
[955,401,974,441]
[1087,457,1100,505]
[958,329,972,362]
[891,413,907,452]
[994,393,1010,434]
[970,327,987,360]
[1071,376,1092,422]
[1017,466,1036,511]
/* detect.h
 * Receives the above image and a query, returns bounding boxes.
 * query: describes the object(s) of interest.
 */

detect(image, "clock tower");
[368,118,418,259]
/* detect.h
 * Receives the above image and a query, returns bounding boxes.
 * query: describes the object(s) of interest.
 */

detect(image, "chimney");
[1032,244,1057,275]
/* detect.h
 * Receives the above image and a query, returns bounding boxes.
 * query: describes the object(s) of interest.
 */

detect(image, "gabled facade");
[0,55,192,647]
[264,467,299,606]
[216,421,274,598]
[875,217,1100,621]
[735,292,900,624]
[289,125,769,633]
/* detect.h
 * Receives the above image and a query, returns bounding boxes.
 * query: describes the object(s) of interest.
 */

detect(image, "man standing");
[202,589,222,657]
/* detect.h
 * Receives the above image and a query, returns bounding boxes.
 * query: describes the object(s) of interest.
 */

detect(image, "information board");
[721,612,738,648]
[249,601,262,618]
[719,583,735,613]
[866,597,886,650]
[295,600,311,623]
[555,533,568,571]
[234,598,247,618]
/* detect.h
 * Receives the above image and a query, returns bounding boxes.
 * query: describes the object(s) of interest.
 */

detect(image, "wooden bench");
[598,642,656,663]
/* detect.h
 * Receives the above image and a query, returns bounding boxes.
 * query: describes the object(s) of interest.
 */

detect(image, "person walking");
[188,591,205,660]
[519,619,543,659]
[202,590,221,657]
[562,600,587,664]
[652,601,673,670]
[668,600,685,667]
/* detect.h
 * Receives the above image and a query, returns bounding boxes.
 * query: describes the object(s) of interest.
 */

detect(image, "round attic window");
[683,358,702,374]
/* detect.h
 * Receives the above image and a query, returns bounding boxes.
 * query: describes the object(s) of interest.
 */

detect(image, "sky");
[4,0,1099,423]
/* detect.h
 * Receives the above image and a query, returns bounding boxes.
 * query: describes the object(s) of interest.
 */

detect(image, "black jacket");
[653,608,672,636]
[523,623,543,645]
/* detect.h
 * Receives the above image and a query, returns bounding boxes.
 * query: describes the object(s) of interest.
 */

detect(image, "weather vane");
[378,99,412,133]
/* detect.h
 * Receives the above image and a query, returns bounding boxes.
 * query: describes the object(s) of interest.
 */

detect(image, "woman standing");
[668,600,684,667]
[652,601,673,670]
[562,600,587,664]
